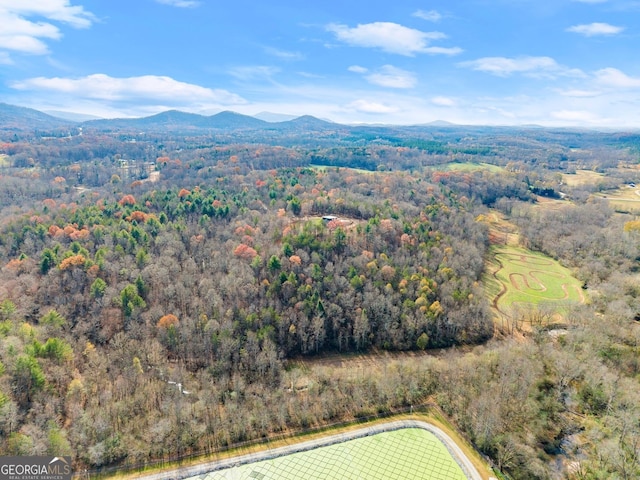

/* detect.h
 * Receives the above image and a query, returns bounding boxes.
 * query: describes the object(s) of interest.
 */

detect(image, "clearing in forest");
[485,245,585,320]
[0,154,9,167]
[562,169,604,186]
[310,164,380,174]
[436,161,504,173]
[187,427,469,480]
[484,245,584,318]
[593,185,640,213]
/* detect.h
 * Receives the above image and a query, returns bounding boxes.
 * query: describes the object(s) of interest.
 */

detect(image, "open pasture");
[485,245,584,316]
[437,161,504,173]
[562,169,604,186]
[593,186,640,213]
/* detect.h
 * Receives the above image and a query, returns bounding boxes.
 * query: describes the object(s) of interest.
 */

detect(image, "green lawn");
[193,428,467,480]
[485,245,584,313]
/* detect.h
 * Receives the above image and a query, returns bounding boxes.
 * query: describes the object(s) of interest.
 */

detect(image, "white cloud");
[326,22,461,56]
[228,66,280,80]
[567,22,624,36]
[0,0,95,28]
[431,96,457,107]
[364,65,417,89]
[296,71,324,79]
[412,10,443,22]
[155,0,200,7]
[557,88,602,97]
[347,99,399,114]
[264,47,304,60]
[10,73,246,104]
[348,65,368,74]
[594,67,640,88]
[422,46,463,55]
[459,56,584,78]
[0,0,94,58]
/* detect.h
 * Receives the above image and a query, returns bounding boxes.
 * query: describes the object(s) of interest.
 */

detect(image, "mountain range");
[0,103,344,133]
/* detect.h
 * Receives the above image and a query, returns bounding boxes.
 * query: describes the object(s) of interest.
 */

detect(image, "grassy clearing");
[485,245,584,315]
[196,428,467,480]
[0,154,10,167]
[310,164,378,174]
[436,162,504,173]
[593,186,640,213]
[562,169,604,186]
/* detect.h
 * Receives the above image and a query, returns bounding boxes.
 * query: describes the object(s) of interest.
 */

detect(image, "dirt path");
[288,346,472,374]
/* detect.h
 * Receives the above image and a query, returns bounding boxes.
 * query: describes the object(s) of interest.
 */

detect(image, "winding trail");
[490,254,508,315]
[128,420,484,480]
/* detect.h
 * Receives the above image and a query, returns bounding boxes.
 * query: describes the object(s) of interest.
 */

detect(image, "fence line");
[79,402,441,479]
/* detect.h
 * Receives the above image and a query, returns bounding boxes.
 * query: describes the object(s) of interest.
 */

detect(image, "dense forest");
[1,112,639,479]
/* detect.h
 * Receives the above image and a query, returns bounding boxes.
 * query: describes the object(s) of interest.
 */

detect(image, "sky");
[1,0,640,127]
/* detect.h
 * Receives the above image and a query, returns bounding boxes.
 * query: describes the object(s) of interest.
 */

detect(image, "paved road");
[128,420,484,480]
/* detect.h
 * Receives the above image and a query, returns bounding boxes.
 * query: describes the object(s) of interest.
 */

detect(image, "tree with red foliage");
[234,244,258,260]
[118,194,136,206]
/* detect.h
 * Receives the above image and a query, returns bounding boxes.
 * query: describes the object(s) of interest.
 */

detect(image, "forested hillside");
[1,117,639,478]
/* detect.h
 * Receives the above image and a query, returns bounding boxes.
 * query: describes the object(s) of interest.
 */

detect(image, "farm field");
[185,427,469,480]
[436,161,504,173]
[593,185,640,213]
[485,245,584,318]
[562,169,604,186]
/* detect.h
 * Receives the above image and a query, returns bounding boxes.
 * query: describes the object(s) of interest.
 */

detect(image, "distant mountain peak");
[0,103,74,130]
[44,110,103,122]
[421,120,457,127]
[253,111,298,122]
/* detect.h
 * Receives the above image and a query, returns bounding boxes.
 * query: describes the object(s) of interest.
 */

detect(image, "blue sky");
[1,0,640,126]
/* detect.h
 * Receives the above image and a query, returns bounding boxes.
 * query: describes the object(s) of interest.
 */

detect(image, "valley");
[0,104,639,479]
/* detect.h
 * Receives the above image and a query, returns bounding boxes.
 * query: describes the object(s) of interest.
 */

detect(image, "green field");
[436,161,504,173]
[485,245,584,315]
[191,428,467,480]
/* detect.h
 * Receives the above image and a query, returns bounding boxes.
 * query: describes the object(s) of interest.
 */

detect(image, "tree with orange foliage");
[118,194,136,206]
[178,188,191,198]
[157,314,179,329]
[128,211,148,223]
[59,255,86,270]
[234,244,258,260]
[69,228,90,241]
[48,225,63,237]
